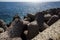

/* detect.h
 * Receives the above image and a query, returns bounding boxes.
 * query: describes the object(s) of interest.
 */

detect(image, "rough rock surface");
[0,28,4,33]
[47,15,59,26]
[8,18,24,38]
[44,14,51,22]
[24,13,35,22]
[0,19,7,31]
[35,12,45,32]
[32,19,60,40]
[27,21,39,40]
[0,31,22,40]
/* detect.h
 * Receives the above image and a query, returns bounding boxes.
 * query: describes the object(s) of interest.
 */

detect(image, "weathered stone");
[43,22,49,28]
[35,12,45,32]
[32,19,60,40]
[23,20,30,30]
[12,14,20,21]
[24,13,35,22]
[0,19,7,31]
[24,17,31,22]
[44,14,52,22]
[27,21,39,40]
[58,12,60,19]
[8,18,24,38]
[0,28,4,33]
[0,31,22,40]
[47,15,59,26]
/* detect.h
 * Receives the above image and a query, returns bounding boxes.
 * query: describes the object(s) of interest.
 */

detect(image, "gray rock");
[8,18,24,38]
[0,28,4,33]
[0,19,7,31]
[32,19,60,40]
[24,13,35,22]
[0,31,22,40]
[27,21,39,40]
[47,15,59,26]
[44,14,52,22]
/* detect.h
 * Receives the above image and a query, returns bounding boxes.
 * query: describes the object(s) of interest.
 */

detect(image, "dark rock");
[12,14,21,21]
[24,13,35,22]
[44,14,52,22]
[21,21,30,40]
[49,38,53,40]
[26,21,39,40]
[8,14,21,27]
[24,17,31,22]
[8,17,24,38]
[47,15,59,26]
[58,12,60,19]
[43,22,49,28]
[0,28,4,33]
[23,20,30,30]
[35,12,45,32]
[0,19,7,31]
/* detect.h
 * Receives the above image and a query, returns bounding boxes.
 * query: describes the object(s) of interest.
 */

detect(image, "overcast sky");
[0,0,60,2]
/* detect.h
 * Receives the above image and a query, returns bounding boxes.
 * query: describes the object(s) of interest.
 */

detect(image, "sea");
[0,2,60,24]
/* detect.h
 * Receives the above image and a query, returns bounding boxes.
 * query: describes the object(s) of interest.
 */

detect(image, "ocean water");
[0,2,60,24]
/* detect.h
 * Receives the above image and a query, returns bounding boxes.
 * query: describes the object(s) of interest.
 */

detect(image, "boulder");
[26,21,39,40]
[24,17,31,22]
[0,31,22,40]
[8,18,24,38]
[35,12,45,32]
[23,20,30,30]
[47,15,59,26]
[0,28,4,33]
[0,19,7,31]
[44,14,52,22]
[58,12,60,19]
[32,19,60,40]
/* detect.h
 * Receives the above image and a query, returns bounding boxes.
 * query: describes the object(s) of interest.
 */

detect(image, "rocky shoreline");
[0,8,60,40]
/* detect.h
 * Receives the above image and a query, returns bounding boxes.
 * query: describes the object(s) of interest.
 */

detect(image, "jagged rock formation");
[0,8,60,40]
[0,28,4,33]
[47,15,59,26]
[35,12,45,32]
[0,19,7,32]
[26,21,39,40]
[0,15,24,40]
[32,19,60,40]
[8,19,24,38]
[44,14,52,22]
[24,13,35,22]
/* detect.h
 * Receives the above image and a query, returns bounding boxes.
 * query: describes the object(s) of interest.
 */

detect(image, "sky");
[0,0,60,2]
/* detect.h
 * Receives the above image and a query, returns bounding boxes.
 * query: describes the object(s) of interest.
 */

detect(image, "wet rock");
[0,19,7,31]
[35,12,45,32]
[26,21,39,40]
[47,15,59,26]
